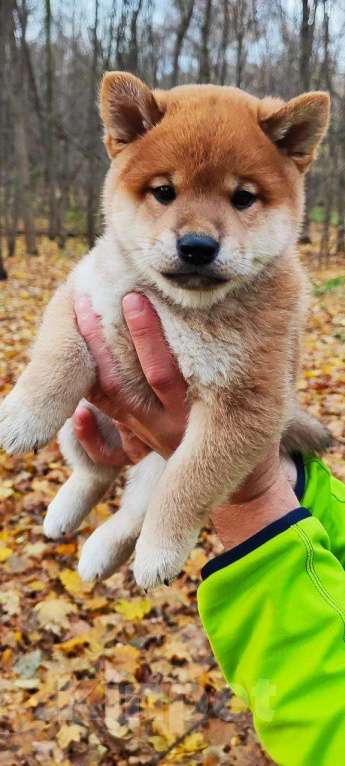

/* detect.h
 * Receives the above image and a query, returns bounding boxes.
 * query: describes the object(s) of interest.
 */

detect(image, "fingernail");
[123,293,145,318]
[74,404,88,425]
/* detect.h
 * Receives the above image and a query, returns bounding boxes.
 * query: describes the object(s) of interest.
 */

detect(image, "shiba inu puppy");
[0,73,330,588]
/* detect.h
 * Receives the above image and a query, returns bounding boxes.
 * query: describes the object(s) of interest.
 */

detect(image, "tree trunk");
[219,0,230,85]
[299,0,318,243]
[0,0,10,272]
[45,0,57,240]
[127,0,144,75]
[86,0,99,250]
[170,0,195,87]
[235,32,244,88]
[336,187,345,255]
[198,0,212,83]
[5,180,19,257]
[10,1,37,255]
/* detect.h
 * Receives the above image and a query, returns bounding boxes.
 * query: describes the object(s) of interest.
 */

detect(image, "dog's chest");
[74,254,244,391]
[151,300,241,387]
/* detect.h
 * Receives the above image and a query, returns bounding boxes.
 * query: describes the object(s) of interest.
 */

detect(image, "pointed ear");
[100,71,164,158]
[260,92,330,171]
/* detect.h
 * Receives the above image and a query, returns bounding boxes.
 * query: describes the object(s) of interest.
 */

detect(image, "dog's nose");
[177,233,219,266]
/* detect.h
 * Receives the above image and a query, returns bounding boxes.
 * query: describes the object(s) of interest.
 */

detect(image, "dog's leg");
[133,397,287,589]
[0,285,96,453]
[78,451,166,581]
[44,405,120,539]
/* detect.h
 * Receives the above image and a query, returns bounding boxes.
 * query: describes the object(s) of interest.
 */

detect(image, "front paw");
[78,519,136,582]
[133,538,188,589]
[0,389,49,454]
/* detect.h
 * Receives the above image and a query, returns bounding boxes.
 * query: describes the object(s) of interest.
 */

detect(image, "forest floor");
[0,239,344,766]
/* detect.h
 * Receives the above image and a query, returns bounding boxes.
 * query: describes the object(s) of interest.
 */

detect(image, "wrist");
[211,470,299,550]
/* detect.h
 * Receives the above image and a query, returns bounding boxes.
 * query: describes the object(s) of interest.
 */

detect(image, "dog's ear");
[100,71,164,158]
[260,92,330,171]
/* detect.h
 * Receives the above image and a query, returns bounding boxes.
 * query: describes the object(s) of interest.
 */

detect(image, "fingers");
[73,406,149,466]
[123,293,187,410]
[116,423,151,463]
[73,406,129,467]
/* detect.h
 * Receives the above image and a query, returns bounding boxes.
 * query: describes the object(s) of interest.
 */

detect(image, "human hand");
[74,293,188,463]
[210,443,299,550]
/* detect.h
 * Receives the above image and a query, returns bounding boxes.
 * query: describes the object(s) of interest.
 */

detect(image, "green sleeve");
[197,509,345,766]
[300,455,345,567]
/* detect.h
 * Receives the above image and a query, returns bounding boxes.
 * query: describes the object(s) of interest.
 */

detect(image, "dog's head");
[100,72,329,309]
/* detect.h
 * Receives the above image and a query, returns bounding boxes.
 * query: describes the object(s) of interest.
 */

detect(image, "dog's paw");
[133,539,187,589]
[78,518,136,582]
[0,388,49,454]
[44,498,80,540]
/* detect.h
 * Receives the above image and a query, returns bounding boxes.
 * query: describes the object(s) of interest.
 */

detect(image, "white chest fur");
[71,241,242,390]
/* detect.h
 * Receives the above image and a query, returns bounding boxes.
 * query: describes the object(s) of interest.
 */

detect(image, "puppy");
[0,73,330,588]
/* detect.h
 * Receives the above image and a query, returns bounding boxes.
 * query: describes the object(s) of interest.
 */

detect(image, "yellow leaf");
[110,643,140,674]
[181,733,207,753]
[114,597,152,620]
[26,580,45,592]
[59,568,93,596]
[0,487,14,499]
[184,548,207,578]
[0,546,13,562]
[84,596,108,611]
[57,724,86,749]
[149,735,172,752]
[56,542,77,555]
[55,634,90,654]
[168,732,207,761]
[1,648,13,669]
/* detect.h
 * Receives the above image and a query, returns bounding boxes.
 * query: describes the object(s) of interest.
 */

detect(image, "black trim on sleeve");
[201,507,311,581]
[293,452,306,502]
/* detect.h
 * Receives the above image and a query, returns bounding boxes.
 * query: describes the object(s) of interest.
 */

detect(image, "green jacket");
[198,455,345,765]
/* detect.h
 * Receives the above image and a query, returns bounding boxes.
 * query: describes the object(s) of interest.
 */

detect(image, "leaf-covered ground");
[0,241,344,766]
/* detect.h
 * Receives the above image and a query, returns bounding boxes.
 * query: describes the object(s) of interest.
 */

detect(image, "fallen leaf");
[57,723,86,749]
[13,649,42,678]
[59,568,93,596]
[34,597,77,634]
[114,597,153,620]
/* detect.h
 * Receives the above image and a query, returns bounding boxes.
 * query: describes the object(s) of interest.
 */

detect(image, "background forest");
[1,0,345,278]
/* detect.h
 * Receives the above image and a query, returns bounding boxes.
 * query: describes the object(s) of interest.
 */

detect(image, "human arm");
[199,499,345,766]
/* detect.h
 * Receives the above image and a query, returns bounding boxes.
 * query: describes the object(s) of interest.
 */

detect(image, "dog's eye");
[231,189,256,210]
[150,185,176,205]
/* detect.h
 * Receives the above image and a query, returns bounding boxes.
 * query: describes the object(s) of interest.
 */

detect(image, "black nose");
[177,233,219,266]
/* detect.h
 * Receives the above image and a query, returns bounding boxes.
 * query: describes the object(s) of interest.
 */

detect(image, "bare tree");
[86,0,100,249]
[336,87,345,255]
[318,0,333,264]
[170,0,195,86]
[299,0,319,243]
[218,0,230,85]
[45,0,57,240]
[0,0,10,277]
[231,0,252,88]
[11,1,37,255]
[198,0,212,83]
[127,0,144,75]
